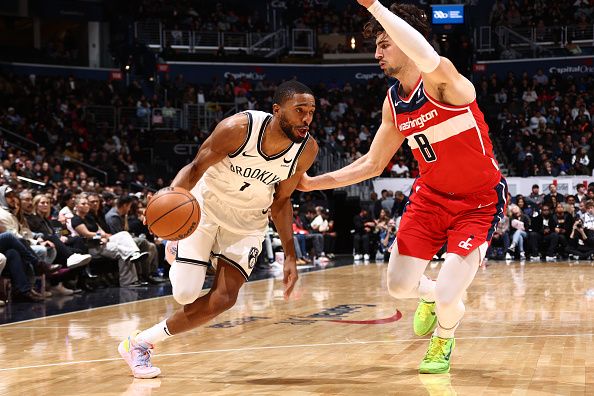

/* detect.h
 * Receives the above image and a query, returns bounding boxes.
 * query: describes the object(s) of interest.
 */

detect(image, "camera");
[390,226,396,233]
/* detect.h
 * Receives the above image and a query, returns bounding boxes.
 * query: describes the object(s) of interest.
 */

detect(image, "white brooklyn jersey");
[192,110,309,234]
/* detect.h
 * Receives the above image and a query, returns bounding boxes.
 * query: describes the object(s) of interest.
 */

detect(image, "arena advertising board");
[431,5,464,25]
[473,56,594,80]
[166,63,385,85]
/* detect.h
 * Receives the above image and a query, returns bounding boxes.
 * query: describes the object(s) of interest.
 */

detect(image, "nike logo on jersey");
[283,157,293,163]
[478,202,494,208]
[242,152,257,157]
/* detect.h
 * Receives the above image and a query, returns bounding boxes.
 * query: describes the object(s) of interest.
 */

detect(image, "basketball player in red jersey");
[298,1,507,374]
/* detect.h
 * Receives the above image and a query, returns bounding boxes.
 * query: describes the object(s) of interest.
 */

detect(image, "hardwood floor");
[0,260,593,395]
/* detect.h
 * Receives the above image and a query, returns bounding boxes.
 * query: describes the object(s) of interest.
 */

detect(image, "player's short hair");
[363,3,430,40]
[273,80,313,106]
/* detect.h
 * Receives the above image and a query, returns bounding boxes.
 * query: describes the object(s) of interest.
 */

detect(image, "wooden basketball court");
[0,260,592,395]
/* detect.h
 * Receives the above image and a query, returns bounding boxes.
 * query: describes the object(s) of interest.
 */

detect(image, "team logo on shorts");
[248,247,259,269]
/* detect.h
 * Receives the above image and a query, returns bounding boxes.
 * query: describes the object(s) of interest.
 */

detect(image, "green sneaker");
[419,336,455,374]
[413,299,437,336]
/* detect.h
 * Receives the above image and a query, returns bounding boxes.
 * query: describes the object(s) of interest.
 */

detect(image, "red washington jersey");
[388,77,501,195]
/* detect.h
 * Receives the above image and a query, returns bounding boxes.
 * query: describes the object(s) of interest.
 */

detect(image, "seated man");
[105,195,163,284]
[527,204,561,261]
[352,208,375,262]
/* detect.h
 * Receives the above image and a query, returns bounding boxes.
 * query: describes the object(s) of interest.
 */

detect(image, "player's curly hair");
[363,3,430,40]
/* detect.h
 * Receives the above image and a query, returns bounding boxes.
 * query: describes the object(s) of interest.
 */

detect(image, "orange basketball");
[146,187,201,241]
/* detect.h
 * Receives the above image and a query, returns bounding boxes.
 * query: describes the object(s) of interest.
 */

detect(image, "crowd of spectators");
[0,183,168,306]
[476,69,594,177]
[488,182,594,262]
[488,0,594,59]
[489,0,593,30]
[129,0,269,32]
[0,61,593,303]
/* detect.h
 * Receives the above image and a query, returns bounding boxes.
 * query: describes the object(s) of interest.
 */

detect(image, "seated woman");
[507,205,529,261]
[70,196,145,287]
[23,194,92,269]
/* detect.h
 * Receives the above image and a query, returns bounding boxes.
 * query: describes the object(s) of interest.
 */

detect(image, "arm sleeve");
[367,1,440,73]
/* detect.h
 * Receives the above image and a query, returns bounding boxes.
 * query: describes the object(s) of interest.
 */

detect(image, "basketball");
[145,187,201,241]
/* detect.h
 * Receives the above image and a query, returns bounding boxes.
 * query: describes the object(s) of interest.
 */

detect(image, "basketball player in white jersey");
[118,81,318,378]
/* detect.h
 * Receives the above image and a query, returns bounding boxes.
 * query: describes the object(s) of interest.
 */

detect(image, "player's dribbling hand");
[357,0,376,8]
[283,259,298,300]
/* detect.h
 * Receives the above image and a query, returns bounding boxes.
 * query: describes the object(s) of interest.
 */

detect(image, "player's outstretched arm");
[170,113,249,191]
[297,97,404,192]
[271,138,319,299]
[358,0,475,106]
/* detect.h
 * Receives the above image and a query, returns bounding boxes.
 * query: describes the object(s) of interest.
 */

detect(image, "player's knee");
[172,285,201,305]
[386,271,415,299]
[435,283,460,310]
[209,290,238,314]
[386,278,413,299]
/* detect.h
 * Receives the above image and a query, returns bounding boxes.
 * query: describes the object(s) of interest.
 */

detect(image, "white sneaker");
[66,253,92,269]
[520,252,526,261]
[270,261,283,270]
[354,254,362,261]
[530,256,540,262]
[505,253,512,260]
[363,254,370,262]
[545,256,556,262]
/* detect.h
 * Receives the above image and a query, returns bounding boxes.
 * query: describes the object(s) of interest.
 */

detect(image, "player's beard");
[384,64,400,78]
[279,113,306,143]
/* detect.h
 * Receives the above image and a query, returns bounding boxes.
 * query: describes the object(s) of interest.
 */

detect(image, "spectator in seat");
[391,158,410,177]
[527,204,561,262]
[544,184,564,207]
[583,200,594,232]
[507,205,529,261]
[575,183,587,203]
[353,208,375,262]
[567,218,594,260]
[376,210,396,262]
[526,184,544,207]
[22,192,91,269]
[0,232,45,302]
[106,195,163,284]
[71,196,145,287]
[552,203,573,255]
[0,185,56,266]
[487,212,510,260]
[310,206,336,259]
[391,190,409,219]
[297,208,325,262]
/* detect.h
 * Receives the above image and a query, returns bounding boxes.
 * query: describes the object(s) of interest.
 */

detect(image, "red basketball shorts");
[396,177,507,260]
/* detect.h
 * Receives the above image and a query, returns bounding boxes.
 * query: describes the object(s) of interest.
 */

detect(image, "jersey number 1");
[413,133,437,162]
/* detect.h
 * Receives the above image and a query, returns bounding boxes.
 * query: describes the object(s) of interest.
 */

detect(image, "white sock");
[136,320,173,345]
[419,275,436,302]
